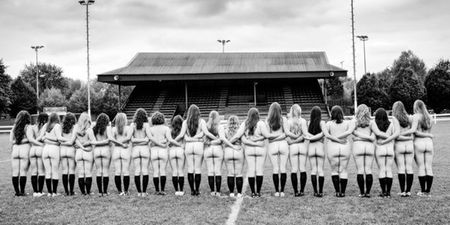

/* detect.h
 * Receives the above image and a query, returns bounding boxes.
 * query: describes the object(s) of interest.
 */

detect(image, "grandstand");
[98,52,346,120]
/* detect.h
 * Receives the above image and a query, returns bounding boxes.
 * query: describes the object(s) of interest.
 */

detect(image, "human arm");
[322,122,344,143]
[259,121,279,139]
[283,118,300,139]
[241,135,264,147]
[414,130,434,138]
[200,119,218,140]
[379,119,401,145]
[26,126,43,146]
[174,121,187,142]
[370,121,389,139]
[336,120,356,139]
[229,122,246,143]
[353,129,376,142]
[165,127,181,147]
[400,115,419,136]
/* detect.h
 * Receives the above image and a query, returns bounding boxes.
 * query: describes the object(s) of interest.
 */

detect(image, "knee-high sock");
[227,176,235,193]
[31,175,38,193]
[12,176,20,195]
[386,178,393,195]
[379,178,386,194]
[418,176,426,193]
[52,179,58,194]
[78,178,86,194]
[142,175,149,193]
[398,174,406,193]
[248,177,255,194]
[208,176,215,192]
[62,174,69,194]
[123,176,130,192]
[426,175,433,193]
[319,176,324,193]
[280,173,287,192]
[103,177,109,194]
[357,174,365,195]
[46,178,52,194]
[160,176,166,192]
[256,176,263,193]
[85,177,92,194]
[188,173,195,192]
[114,176,122,192]
[291,173,298,193]
[172,176,179,192]
[406,174,413,193]
[300,172,307,192]
[311,175,317,193]
[153,177,160,192]
[366,174,373,194]
[19,176,27,194]
[272,174,280,192]
[340,178,348,194]
[215,176,221,192]
[331,175,340,193]
[236,177,243,194]
[69,174,75,194]
[178,176,184,192]
[38,176,45,193]
[194,174,201,192]
[135,175,141,193]
[96,177,103,194]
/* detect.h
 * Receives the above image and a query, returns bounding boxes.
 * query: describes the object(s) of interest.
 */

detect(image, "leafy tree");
[0,59,12,115]
[66,78,83,99]
[10,77,37,117]
[389,68,426,113]
[38,88,66,109]
[425,60,450,113]
[392,50,427,83]
[20,63,69,95]
[376,68,393,96]
[326,77,344,99]
[357,73,390,111]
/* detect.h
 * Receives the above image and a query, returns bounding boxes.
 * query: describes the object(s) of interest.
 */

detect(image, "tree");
[326,77,344,99]
[66,78,83,99]
[38,88,67,109]
[0,59,12,115]
[392,50,427,83]
[389,68,426,113]
[356,73,390,111]
[10,77,37,117]
[425,60,450,113]
[376,68,393,95]
[20,63,69,96]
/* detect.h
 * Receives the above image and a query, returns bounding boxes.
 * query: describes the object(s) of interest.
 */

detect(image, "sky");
[0,0,449,81]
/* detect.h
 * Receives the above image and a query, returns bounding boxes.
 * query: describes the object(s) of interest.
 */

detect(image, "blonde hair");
[414,100,432,130]
[77,112,91,135]
[288,104,301,134]
[355,104,371,128]
[392,101,410,128]
[227,115,240,139]
[114,113,127,135]
[207,110,220,137]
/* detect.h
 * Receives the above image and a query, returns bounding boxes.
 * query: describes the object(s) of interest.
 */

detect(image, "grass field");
[0,121,449,224]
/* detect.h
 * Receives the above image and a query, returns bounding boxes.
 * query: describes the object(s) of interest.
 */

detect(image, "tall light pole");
[31,45,44,113]
[79,0,94,116]
[217,40,230,53]
[351,0,357,115]
[357,35,368,75]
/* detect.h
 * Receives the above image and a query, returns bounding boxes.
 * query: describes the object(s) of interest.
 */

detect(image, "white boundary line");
[225,178,248,225]
[0,159,11,163]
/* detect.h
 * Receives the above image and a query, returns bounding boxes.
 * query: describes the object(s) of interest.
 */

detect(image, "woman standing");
[91,113,112,196]
[304,106,326,197]
[75,112,94,195]
[29,113,47,197]
[352,104,376,197]
[131,109,150,197]
[175,104,217,196]
[223,115,244,198]
[42,113,62,197]
[10,110,32,196]
[413,100,434,196]
[204,111,224,196]
[111,113,132,195]
[59,113,78,196]
[286,104,308,196]
[169,115,185,196]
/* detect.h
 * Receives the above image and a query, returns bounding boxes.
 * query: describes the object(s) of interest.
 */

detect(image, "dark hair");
[93,113,110,136]
[186,104,200,137]
[374,108,390,132]
[171,115,183,139]
[308,106,322,135]
[245,108,259,136]
[133,108,148,130]
[37,113,48,130]
[13,110,31,144]
[331,105,344,124]
[46,113,60,133]
[62,113,77,134]
[267,102,282,131]
[152,111,165,125]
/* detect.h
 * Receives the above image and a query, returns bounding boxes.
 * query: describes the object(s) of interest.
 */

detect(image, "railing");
[0,126,13,133]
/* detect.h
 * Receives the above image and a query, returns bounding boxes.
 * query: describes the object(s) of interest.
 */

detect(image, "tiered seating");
[122,85,159,120]
[159,85,184,118]
[290,79,328,119]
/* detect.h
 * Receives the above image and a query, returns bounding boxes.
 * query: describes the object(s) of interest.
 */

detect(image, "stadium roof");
[98,52,346,84]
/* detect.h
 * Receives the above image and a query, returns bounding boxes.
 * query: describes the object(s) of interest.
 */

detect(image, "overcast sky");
[1,0,449,81]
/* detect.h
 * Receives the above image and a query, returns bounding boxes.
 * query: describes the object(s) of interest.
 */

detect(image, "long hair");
[186,104,200,137]
[77,112,91,136]
[62,112,77,134]
[331,105,344,124]
[355,104,371,128]
[46,113,60,133]
[374,108,390,132]
[392,101,410,128]
[207,111,220,137]
[288,104,302,134]
[13,110,31,144]
[171,115,183,139]
[113,113,126,135]
[414,100,432,130]
[94,113,110,136]
[227,115,240,139]
[133,108,148,130]
[151,111,165,125]
[245,108,259,136]
[267,102,283,131]
[37,113,48,130]
[308,106,322,135]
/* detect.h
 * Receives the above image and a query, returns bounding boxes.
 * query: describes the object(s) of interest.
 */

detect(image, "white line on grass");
[225,178,248,225]
[0,159,11,163]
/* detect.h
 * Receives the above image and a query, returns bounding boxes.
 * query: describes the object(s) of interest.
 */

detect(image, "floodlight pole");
[31,45,44,113]
[217,40,230,53]
[351,0,357,115]
[79,0,94,116]
[357,35,369,75]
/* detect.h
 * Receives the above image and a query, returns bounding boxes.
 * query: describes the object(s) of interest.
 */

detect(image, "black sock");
[331,175,340,193]
[398,174,406,193]
[123,176,130,192]
[319,176,324,193]
[52,179,58,194]
[69,174,75,194]
[406,174,413,193]
[153,177,160,192]
[62,174,69,194]
[208,176,215,192]
[178,176,184,192]
[85,177,92,194]
[357,174,365,195]
[379,178,386,194]
[188,173,194,192]
[227,176,235,193]
[248,177,255,194]
[272,174,280,192]
[38,176,45,192]
[115,176,122,192]
[311,175,318,193]
[160,176,166,192]
[31,175,38,193]
[418,176,426,193]
[78,178,86,195]
[12,176,20,195]
[19,176,27,194]
[103,177,109,194]
[426,175,433,193]
[172,176,179,192]
[46,178,52,194]
[194,174,201,192]
[143,175,149,193]
[340,178,348,194]
[300,172,307,192]
[215,176,222,193]
[256,176,263,193]
[291,173,298,193]
[236,177,243,194]
[135,175,141,193]
[280,173,287,192]
[366,174,373,194]
[386,178,393,195]
[97,176,103,194]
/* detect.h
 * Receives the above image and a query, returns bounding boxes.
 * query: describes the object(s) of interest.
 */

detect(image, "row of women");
[10,99,434,198]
